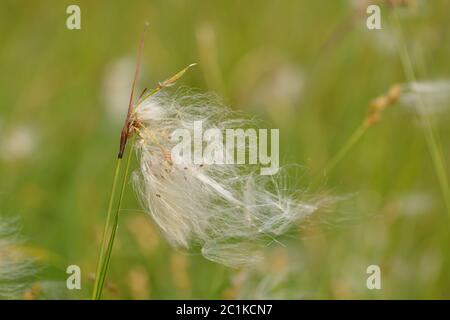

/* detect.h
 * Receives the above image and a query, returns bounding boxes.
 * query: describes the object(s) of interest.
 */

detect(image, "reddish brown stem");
[118,22,149,158]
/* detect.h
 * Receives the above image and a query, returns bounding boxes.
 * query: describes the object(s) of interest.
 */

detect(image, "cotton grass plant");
[390,11,450,220]
[399,80,450,116]
[92,24,330,299]
[0,216,35,299]
[132,90,328,267]
[323,78,450,189]
[320,7,450,221]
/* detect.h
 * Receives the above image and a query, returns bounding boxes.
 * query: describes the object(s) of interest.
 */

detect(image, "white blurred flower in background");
[396,191,434,216]
[248,64,304,116]
[0,125,37,162]
[101,57,135,122]
[232,58,304,124]
[399,80,450,116]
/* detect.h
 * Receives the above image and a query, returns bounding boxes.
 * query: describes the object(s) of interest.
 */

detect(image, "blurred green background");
[0,0,450,299]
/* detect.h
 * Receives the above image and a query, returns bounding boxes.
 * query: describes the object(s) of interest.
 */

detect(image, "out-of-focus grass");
[0,0,450,299]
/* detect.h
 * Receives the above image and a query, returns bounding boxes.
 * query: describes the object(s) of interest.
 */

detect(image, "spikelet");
[361,79,450,127]
[365,84,401,127]
[130,88,328,267]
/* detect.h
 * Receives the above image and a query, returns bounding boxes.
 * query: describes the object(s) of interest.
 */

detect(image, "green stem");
[391,12,450,219]
[92,158,122,299]
[324,122,368,175]
[91,62,192,299]
[92,143,134,299]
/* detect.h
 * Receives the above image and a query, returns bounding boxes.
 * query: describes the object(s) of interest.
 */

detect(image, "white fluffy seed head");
[131,89,328,267]
[399,79,450,116]
[0,217,35,299]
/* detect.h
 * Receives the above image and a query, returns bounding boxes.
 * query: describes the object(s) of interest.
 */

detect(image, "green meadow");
[0,0,449,299]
